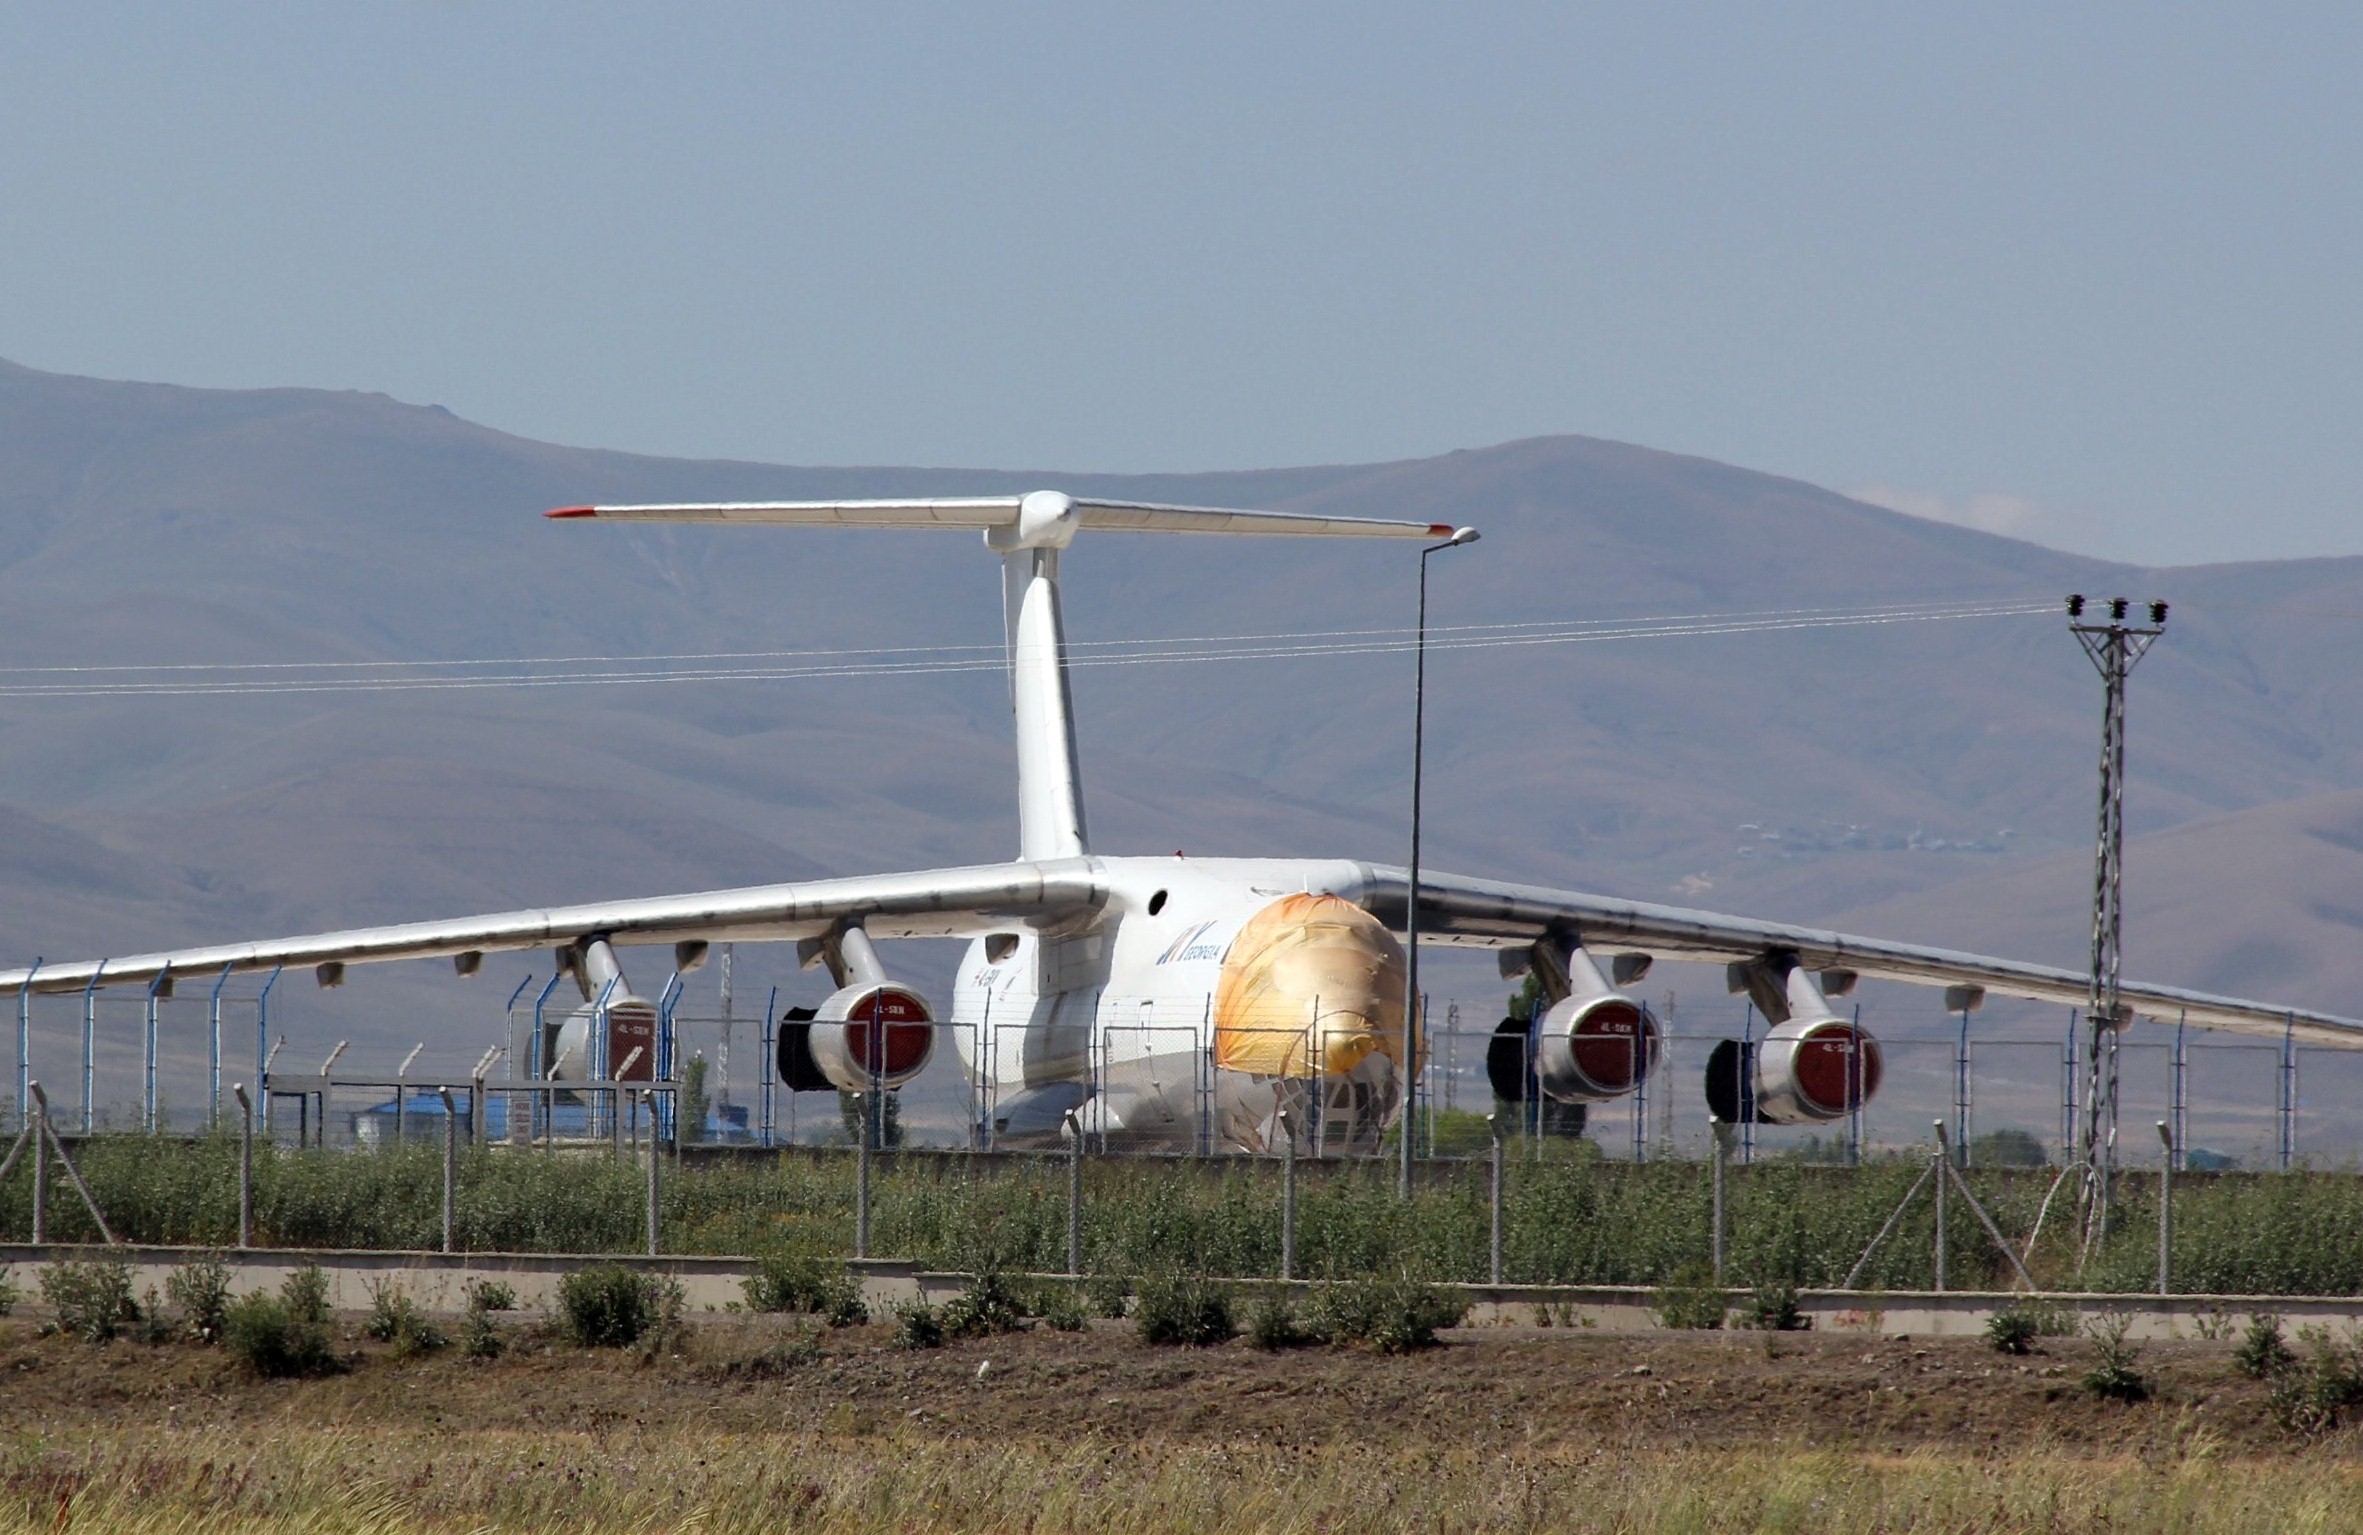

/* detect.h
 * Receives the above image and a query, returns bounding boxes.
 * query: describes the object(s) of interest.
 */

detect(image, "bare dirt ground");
[0,1314,2331,1459]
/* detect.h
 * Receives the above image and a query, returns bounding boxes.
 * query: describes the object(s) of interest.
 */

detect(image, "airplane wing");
[545,496,1457,540]
[1360,865,2363,1046]
[0,861,1102,997]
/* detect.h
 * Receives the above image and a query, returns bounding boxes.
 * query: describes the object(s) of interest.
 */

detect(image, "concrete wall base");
[0,1245,2346,1339]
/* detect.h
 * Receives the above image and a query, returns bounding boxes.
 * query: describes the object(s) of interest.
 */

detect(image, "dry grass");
[0,1426,2355,1533]
[2,1313,2358,1532]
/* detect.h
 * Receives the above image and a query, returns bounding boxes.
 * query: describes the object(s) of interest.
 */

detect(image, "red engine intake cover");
[1566,999,1655,1093]
[1789,1021,1883,1115]
[844,986,934,1080]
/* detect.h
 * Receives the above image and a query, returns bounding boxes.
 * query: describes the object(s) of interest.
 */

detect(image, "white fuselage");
[950,855,1405,1154]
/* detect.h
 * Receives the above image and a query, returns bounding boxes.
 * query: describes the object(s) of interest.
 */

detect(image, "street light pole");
[1403,525,1480,1200]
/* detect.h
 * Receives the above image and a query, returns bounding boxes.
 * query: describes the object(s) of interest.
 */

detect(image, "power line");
[0,596,2051,675]
[0,597,2057,702]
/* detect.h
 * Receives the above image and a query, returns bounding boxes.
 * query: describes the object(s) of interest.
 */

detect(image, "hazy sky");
[3,4,2358,566]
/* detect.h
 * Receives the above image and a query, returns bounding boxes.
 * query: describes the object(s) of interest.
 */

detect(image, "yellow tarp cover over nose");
[1212,893,1408,1078]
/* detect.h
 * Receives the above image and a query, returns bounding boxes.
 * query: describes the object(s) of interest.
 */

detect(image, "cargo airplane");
[4,491,2355,1152]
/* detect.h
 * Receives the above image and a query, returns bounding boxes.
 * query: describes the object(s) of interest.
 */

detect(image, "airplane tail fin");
[550,491,1469,863]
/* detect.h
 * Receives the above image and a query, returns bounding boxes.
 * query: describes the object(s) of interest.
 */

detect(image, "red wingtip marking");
[544,506,598,519]
[1427,523,1454,536]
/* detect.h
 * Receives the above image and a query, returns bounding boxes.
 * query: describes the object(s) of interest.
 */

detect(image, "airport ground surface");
[1,1313,2359,1531]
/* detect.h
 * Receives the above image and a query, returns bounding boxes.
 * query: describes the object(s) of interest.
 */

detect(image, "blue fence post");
[208,964,233,1129]
[657,971,683,1142]
[255,963,282,1142]
[80,962,107,1133]
[590,977,618,1142]
[16,959,38,1134]
[761,986,777,1148]
[255,963,282,1094]
[530,971,563,1143]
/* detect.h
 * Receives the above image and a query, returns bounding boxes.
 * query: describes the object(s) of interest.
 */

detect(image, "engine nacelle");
[805,981,936,1093]
[1492,938,1659,1105]
[1753,1016,1882,1123]
[545,934,660,1084]
[1535,992,1659,1104]
[1708,954,1883,1124]
[546,994,660,1082]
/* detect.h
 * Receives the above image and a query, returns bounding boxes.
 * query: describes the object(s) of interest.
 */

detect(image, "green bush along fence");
[8,1136,2363,1294]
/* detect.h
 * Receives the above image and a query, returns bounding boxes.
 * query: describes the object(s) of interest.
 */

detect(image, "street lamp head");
[1446,526,1480,547]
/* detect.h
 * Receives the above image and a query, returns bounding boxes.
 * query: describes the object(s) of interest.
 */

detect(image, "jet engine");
[545,936,658,1082]
[1706,952,1882,1124]
[775,922,937,1093]
[1490,935,1659,1105]
[805,981,937,1092]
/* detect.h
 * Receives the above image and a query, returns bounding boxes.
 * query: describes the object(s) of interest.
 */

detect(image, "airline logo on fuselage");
[1156,921,1229,966]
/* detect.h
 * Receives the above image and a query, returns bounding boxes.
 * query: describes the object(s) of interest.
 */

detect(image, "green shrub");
[1745,1283,1808,1332]
[0,1268,21,1317]
[1651,1263,1726,1331]
[893,1298,944,1350]
[364,1279,447,1357]
[822,1282,868,1329]
[557,1264,675,1349]
[280,1263,331,1326]
[1134,1274,1234,1347]
[165,1255,233,1344]
[2280,1327,2363,1433]
[1986,1307,2040,1355]
[2236,1312,2296,1379]
[464,1278,519,1314]
[775,1321,825,1366]
[744,1255,830,1312]
[1031,1284,1088,1333]
[1303,1275,1468,1353]
[134,1286,179,1346]
[744,1256,866,1326]
[941,1269,1029,1340]
[29,1126,2363,1297]
[462,1305,506,1361]
[2082,1313,2149,1403]
[0,1136,2339,1296]
[1245,1289,1313,1351]
[40,1259,139,1343]
[1084,1273,1132,1319]
[223,1292,338,1378]
[459,1277,515,1359]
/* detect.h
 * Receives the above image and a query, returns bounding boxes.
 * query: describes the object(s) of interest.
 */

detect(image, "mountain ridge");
[0,355,2356,1087]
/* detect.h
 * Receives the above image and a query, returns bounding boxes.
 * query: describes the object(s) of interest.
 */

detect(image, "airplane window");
[1147,889,1168,915]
